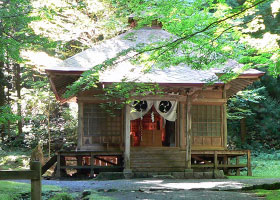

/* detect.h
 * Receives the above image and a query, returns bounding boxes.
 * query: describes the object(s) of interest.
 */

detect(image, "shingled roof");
[45,27,264,101]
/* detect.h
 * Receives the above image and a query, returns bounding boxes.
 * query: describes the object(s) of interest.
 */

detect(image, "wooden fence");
[0,161,42,200]
[192,150,252,176]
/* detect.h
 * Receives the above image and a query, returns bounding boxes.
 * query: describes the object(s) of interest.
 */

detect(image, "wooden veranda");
[43,149,252,178]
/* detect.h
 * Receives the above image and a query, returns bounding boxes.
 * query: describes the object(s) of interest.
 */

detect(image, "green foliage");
[0,150,30,170]
[227,87,265,120]
[64,0,280,107]
[0,105,20,126]
[0,0,55,64]
[228,72,280,151]
[227,152,280,178]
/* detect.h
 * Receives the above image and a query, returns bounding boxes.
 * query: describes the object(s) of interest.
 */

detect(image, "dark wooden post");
[186,95,192,169]
[77,102,84,149]
[179,102,186,149]
[56,153,61,177]
[236,156,240,176]
[223,156,229,175]
[90,152,94,177]
[214,151,218,170]
[247,150,252,176]
[223,86,228,149]
[30,161,42,200]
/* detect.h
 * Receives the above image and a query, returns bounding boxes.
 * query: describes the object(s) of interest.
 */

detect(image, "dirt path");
[16,178,280,199]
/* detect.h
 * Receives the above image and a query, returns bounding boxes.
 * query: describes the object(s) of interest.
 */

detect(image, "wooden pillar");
[179,102,186,149]
[56,153,61,178]
[223,156,229,175]
[77,102,84,149]
[30,161,42,200]
[186,96,192,169]
[124,105,131,171]
[223,86,228,149]
[214,151,218,170]
[247,150,252,176]
[236,156,240,176]
[90,152,94,177]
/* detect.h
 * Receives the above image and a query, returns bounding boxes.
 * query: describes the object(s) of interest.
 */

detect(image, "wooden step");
[132,167,185,172]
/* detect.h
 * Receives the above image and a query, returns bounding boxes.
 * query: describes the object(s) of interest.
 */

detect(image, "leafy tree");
[63,0,279,107]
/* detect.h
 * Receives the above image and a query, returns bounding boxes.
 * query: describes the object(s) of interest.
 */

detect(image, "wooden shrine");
[45,25,264,178]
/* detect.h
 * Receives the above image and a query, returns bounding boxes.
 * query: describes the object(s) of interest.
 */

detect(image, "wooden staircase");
[131,148,186,172]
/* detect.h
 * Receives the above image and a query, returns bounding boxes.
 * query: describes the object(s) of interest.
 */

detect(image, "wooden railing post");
[236,156,240,176]
[0,161,42,200]
[30,161,42,200]
[90,152,94,177]
[186,95,192,169]
[214,151,218,170]
[247,150,252,176]
[56,153,61,177]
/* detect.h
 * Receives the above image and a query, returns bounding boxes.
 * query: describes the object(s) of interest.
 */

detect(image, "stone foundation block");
[147,172,158,178]
[123,169,133,179]
[193,172,204,179]
[184,172,194,179]
[134,172,148,178]
[203,172,213,179]
[213,170,225,179]
[171,172,185,179]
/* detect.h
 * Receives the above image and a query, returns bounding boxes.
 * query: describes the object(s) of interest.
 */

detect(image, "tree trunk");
[14,63,23,136]
[5,62,11,138]
[240,118,246,143]
[0,62,6,141]
[48,95,51,158]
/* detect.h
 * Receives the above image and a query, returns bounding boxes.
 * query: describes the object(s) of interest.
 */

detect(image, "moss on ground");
[83,191,114,200]
[253,189,280,200]
[0,181,62,200]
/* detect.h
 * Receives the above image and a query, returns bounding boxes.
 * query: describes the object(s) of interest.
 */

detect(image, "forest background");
[0,0,279,159]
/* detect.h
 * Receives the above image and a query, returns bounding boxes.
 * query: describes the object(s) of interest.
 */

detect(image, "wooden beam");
[136,94,186,102]
[186,95,192,169]
[214,151,218,170]
[56,153,61,178]
[124,105,131,170]
[247,150,252,176]
[30,161,42,200]
[90,152,94,177]
[179,102,186,149]
[239,79,254,84]
[77,102,83,149]
[0,170,39,180]
[192,98,227,103]
[223,86,228,149]
[231,80,250,88]
[236,156,240,176]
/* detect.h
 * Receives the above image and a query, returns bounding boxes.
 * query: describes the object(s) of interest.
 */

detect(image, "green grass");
[0,181,62,200]
[227,153,280,179]
[49,192,74,200]
[254,189,280,200]
[85,191,115,200]
[227,176,268,179]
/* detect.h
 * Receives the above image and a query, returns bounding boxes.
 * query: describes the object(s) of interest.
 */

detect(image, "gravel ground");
[14,178,280,199]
